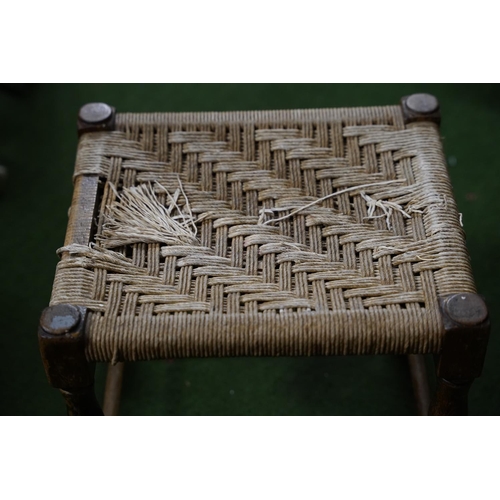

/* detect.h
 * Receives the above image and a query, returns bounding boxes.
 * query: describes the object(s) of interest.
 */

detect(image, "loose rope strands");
[98,180,199,248]
[50,106,476,362]
[262,179,406,226]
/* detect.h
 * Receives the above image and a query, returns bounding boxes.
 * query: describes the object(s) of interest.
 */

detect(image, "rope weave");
[50,106,475,361]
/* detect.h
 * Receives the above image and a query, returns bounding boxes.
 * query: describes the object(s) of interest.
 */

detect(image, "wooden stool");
[38,96,490,415]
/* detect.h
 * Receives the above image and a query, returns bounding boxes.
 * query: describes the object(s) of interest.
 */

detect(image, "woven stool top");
[50,105,475,362]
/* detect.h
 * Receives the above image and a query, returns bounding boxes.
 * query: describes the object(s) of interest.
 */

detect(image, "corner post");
[429,293,490,416]
[77,102,116,136]
[400,93,441,125]
[38,304,103,416]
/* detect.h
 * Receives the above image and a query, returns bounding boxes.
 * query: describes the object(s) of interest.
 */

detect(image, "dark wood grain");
[64,175,100,247]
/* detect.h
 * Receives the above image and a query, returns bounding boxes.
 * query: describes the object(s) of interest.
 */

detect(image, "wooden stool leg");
[429,378,472,416]
[408,355,431,416]
[60,387,103,416]
[38,304,104,416]
[428,293,490,416]
[103,363,125,416]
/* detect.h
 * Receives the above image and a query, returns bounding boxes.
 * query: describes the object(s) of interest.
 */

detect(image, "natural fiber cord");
[50,106,475,362]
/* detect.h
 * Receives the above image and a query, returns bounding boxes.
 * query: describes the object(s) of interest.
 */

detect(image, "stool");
[38,95,490,416]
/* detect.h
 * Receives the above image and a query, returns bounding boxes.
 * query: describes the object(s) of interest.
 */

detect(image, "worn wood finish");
[63,174,101,247]
[103,363,125,416]
[407,354,431,416]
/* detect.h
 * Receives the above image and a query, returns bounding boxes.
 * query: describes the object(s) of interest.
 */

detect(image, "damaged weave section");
[48,107,479,361]
[261,179,416,230]
[98,180,199,249]
[360,191,422,230]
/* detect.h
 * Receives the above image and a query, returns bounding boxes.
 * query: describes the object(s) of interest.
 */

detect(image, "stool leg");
[38,304,104,416]
[60,387,103,416]
[103,363,125,416]
[428,293,490,416]
[429,378,472,416]
[408,355,431,416]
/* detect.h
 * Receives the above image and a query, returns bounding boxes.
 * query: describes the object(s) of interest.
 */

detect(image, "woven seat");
[39,96,490,416]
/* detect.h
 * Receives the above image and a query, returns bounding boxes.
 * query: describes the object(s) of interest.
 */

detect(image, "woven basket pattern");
[50,107,475,361]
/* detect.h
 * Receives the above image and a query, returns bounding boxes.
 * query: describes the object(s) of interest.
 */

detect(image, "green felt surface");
[0,84,498,416]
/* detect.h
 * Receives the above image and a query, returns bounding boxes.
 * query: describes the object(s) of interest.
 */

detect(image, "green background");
[0,84,498,416]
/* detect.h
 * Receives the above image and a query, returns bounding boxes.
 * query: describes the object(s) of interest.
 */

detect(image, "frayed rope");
[98,178,200,248]
[261,179,410,227]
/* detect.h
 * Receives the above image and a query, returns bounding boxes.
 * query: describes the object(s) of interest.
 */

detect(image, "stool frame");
[38,95,490,416]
